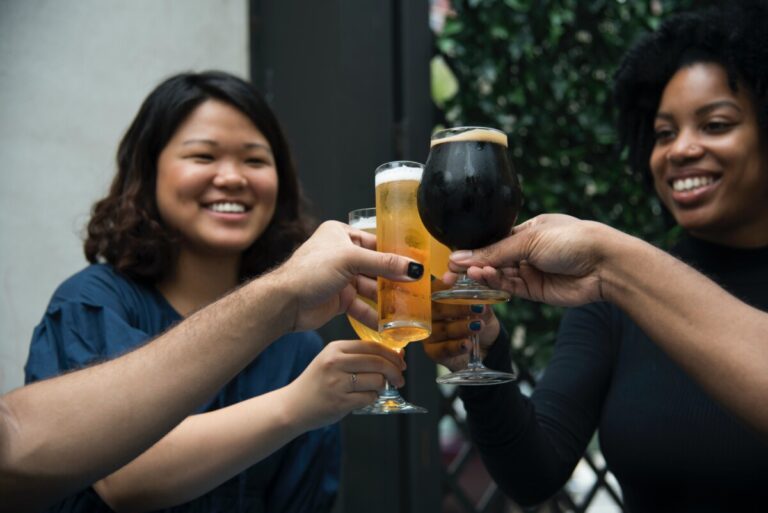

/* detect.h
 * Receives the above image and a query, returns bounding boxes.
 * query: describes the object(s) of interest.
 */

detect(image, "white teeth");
[672,176,715,192]
[209,202,246,213]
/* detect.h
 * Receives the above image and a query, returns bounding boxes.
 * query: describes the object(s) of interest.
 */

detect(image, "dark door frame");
[249,2,440,512]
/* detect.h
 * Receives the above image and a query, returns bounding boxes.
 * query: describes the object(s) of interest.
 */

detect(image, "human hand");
[283,340,406,431]
[273,221,425,332]
[444,214,610,307]
[421,280,500,372]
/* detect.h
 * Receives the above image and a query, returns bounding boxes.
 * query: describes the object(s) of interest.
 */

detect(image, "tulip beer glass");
[418,127,521,385]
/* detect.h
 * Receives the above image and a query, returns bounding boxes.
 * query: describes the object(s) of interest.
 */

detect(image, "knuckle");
[381,252,401,273]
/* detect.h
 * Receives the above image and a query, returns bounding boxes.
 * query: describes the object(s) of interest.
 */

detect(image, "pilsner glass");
[347,207,427,414]
[418,126,521,385]
[376,161,432,342]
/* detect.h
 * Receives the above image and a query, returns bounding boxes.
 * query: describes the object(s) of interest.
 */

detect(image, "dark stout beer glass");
[418,126,521,385]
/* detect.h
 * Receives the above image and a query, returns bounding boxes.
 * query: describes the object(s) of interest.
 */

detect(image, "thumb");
[449,220,535,268]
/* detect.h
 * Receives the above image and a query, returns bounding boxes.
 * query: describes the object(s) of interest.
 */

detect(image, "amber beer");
[375,161,431,344]
[430,235,452,280]
[346,210,389,346]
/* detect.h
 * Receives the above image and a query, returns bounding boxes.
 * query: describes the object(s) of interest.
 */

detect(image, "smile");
[206,202,248,213]
[670,175,717,193]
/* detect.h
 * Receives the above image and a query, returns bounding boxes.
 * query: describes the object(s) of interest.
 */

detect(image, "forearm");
[94,386,305,512]
[462,383,575,505]
[0,271,295,510]
[598,226,768,433]
[460,335,575,505]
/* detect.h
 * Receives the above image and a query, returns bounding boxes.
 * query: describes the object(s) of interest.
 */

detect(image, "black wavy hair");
[85,71,313,283]
[613,0,768,182]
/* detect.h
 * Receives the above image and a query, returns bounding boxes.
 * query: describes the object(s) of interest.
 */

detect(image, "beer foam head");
[375,164,423,186]
[350,216,376,230]
[430,127,508,147]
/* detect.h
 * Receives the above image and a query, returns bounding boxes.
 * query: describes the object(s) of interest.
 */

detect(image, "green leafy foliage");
[433,0,698,371]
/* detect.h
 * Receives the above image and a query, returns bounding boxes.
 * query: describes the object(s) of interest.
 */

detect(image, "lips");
[667,173,721,206]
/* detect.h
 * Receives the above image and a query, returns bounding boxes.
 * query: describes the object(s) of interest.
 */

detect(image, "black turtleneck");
[460,233,768,512]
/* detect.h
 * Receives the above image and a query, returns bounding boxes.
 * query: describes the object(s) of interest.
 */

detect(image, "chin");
[196,238,256,256]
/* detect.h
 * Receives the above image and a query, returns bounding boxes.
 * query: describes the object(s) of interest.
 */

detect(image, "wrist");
[271,384,310,439]
[594,224,654,305]
[258,265,301,334]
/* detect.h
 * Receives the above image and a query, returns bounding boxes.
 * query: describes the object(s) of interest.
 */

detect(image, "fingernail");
[450,250,473,262]
[470,304,484,314]
[407,262,424,279]
[469,320,482,331]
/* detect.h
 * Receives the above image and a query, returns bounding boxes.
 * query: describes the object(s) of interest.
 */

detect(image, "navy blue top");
[461,235,768,511]
[25,264,340,513]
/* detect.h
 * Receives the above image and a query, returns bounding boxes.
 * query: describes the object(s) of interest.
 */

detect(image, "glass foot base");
[431,287,510,305]
[437,368,517,386]
[352,394,427,415]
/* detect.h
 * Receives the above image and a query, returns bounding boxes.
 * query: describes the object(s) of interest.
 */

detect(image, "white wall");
[0,0,249,393]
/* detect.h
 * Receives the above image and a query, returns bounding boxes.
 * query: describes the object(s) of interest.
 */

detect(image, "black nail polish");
[469,320,482,331]
[407,262,424,279]
[471,304,484,314]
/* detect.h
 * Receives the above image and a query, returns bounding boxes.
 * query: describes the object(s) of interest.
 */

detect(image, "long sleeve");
[460,302,619,505]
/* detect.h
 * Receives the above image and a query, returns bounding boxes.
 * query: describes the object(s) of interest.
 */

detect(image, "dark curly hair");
[613,0,768,183]
[85,71,313,283]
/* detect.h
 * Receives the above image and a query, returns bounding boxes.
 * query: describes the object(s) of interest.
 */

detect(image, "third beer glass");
[417,126,521,385]
[347,207,424,414]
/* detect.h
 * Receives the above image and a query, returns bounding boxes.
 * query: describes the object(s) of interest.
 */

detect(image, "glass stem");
[467,332,484,370]
[380,380,398,398]
[456,272,474,287]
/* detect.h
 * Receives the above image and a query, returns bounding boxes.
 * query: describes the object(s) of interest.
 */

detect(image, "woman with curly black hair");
[427,1,768,510]
[23,71,397,513]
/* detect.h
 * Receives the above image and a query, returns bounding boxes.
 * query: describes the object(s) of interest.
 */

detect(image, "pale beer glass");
[347,207,427,414]
[376,161,432,343]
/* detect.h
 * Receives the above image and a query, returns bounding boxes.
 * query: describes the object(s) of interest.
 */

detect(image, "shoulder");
[26,265,173,381]
[47,264,156,316]
[53,264,138,301]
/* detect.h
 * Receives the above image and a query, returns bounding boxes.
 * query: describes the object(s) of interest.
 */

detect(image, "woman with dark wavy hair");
[24,71,351,512]
[427,1,768,511]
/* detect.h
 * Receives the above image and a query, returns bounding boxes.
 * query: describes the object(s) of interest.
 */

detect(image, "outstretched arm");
[446,214,768,436]
[92,339,404,512]
[0,221,421,512]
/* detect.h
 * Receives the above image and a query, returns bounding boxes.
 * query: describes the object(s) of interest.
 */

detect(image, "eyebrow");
[655,100,743,121]
[181,139,273,153]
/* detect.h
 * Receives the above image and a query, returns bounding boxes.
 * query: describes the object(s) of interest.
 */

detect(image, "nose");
[667,129,704,165]
[212,161,247,189]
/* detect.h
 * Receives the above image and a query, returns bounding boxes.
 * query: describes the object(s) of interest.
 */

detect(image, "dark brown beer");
[418,128,521,250]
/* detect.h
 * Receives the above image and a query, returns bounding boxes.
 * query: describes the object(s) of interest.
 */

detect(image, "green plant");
[432,0,699,370]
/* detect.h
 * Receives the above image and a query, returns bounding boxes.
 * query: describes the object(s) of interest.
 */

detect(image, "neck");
[157,248,241,316]
[689,219,768,249]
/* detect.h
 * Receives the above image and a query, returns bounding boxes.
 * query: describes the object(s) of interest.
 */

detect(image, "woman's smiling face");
[650,62,768,247]
[155,99,279,256]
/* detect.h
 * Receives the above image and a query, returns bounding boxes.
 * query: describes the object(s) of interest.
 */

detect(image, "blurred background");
[1,0,701,511]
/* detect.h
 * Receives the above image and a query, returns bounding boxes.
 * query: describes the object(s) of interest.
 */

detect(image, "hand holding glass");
[347,176,430,413]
